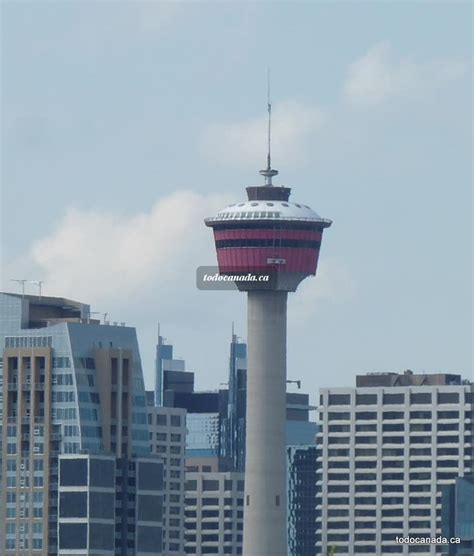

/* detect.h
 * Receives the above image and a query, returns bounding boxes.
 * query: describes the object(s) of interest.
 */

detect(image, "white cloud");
[344,41,466,104]
[6,191,230,307]
[288,258,356,326]
[199,100,325,168]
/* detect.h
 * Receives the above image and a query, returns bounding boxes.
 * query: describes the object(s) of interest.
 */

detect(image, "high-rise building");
[441,475,474,556]
[0,292,163,556]
[285,392,319,556]
[156,329,320,554]
[184,471,245,555]
[155,334,193,407]
[317,370,474,556]
[287,445,320,556]
[153,334,226,465]
[220,334,318,472]
[220,332,247,472]
[205,133,331,555]
[58,453,163,556]
[147,402,187,556]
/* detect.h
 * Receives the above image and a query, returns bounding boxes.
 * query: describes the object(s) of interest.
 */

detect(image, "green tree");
[327,547,337,556]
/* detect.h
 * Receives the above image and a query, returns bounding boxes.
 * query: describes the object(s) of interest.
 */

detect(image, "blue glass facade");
[154,334,194,407]
[220,333,247,471]
[0,294,149,457]
[441,476,474,555]
[154,335,174,406]
[287,445,320,556]
[186,412,221,458]
[0,292,157,555]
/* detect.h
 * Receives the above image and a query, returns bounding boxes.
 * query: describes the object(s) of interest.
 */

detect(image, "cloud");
[6,191,231,307]
[288,258,356,326]
[199,100,325,168]
[344,42,466,104]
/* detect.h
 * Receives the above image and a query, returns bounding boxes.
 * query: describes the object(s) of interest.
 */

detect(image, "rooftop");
[356,370,467,387]
[1,291,90,328]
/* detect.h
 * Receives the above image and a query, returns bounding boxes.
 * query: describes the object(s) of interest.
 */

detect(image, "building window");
[410,393,431,404]
[328,412,350,420]
[170,415,181,427]
[328,394,351,406]
[157,414,167,426]
[438,392,460,404]
[356,394,377,405]
[202,480,219,491]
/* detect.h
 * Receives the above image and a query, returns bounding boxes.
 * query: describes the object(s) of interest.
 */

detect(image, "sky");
[1,2,472,402]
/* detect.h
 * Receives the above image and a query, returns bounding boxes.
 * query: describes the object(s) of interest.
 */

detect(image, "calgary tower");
[205,98,332,556]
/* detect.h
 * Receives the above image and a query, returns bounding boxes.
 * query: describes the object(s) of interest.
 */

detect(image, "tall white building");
[147,404,187,556]
[317,371,474,556]
[184,471,244,555]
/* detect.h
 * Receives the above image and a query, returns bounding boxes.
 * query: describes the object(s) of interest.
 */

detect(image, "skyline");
[1,2,472,399]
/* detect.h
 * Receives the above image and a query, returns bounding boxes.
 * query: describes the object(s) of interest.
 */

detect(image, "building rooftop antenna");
[30,280,44,298]
[10,279,27,298]
[259,68,278,186]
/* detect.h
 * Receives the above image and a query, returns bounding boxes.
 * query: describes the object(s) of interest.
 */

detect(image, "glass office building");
[220,333,247,471]
[155,334,193,407]
[0,292,162,556]
[441,476,474,555]
[287,445,320,556]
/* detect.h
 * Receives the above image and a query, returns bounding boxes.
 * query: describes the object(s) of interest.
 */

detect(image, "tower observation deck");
[204,182,331,291]
[205,108,332,556]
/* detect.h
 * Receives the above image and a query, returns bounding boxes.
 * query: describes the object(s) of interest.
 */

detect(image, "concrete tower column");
[243,289,288,556]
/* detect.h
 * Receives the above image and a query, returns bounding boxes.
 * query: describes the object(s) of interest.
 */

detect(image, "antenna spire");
[259,68,278,186]
[267,69,271,171]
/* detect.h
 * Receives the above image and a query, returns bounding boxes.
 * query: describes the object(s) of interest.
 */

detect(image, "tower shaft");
[243,290,288,556]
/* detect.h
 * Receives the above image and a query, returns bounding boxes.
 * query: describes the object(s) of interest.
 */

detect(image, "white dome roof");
[205,200,331,225]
